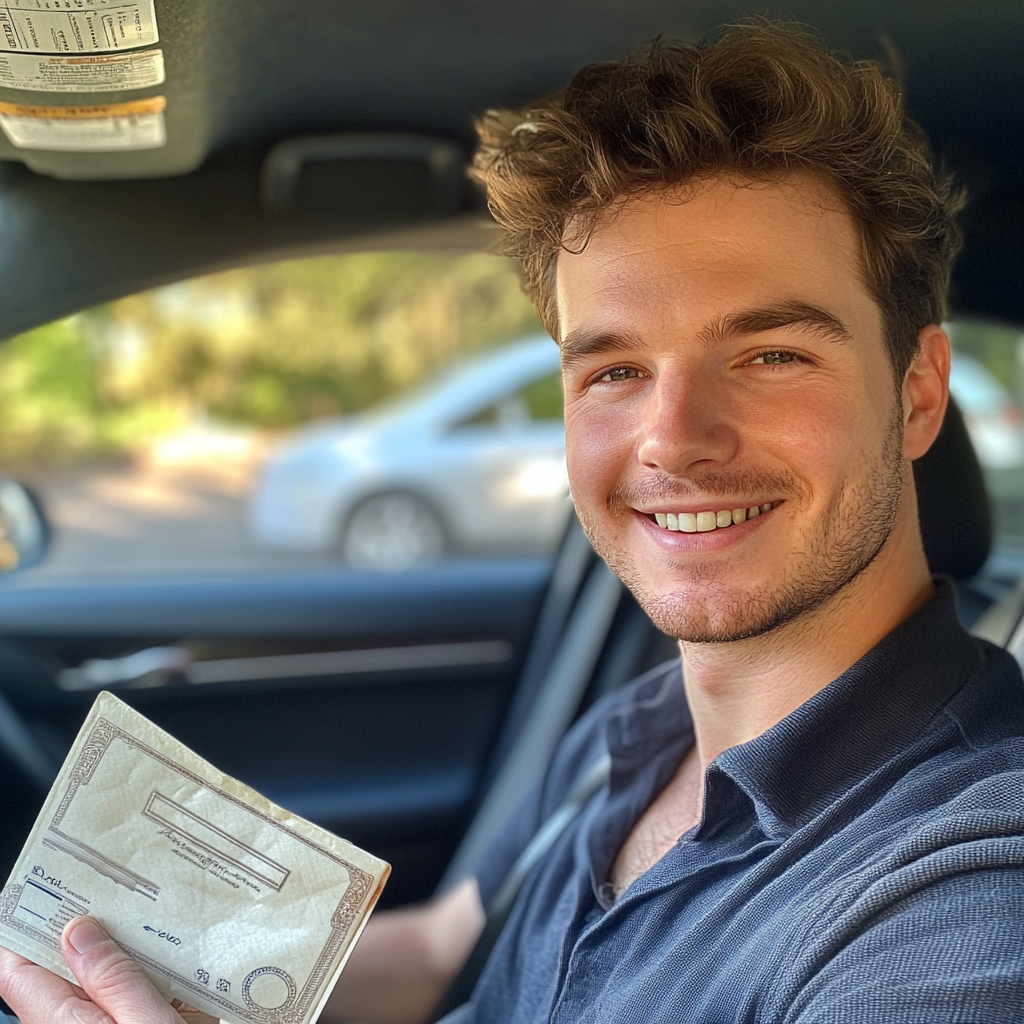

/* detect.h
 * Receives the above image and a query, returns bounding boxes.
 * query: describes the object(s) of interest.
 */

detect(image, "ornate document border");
[1,715,375,1024]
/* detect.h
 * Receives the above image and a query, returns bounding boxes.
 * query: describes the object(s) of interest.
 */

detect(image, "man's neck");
[679,508,935,775]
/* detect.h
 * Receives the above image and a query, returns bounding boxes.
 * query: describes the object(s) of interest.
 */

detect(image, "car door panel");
[0,559,551,908]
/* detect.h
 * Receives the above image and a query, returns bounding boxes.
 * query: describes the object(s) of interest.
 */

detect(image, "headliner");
[0,0,1021,336]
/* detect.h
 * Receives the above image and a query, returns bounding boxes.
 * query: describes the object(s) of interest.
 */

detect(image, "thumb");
[61,917,184,1024]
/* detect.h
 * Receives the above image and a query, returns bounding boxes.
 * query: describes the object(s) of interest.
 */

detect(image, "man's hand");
[0,917,214,1024]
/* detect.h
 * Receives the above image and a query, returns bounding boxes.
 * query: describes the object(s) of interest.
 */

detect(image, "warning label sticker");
[0,95,165,149]
[0,1,158,54]
[0,48,163,91]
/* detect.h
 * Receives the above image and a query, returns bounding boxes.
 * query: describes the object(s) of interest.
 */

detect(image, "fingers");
[0,944,106,1024]
[1,922,193,1024]
[60,917,184,1024]
[180,1013,219,1024]
[171,1001,219,1024]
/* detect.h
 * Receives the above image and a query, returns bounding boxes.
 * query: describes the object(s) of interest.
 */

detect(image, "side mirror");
[0,478,50,572]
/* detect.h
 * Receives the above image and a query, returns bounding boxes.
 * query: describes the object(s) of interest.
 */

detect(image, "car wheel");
[341,493,446,570]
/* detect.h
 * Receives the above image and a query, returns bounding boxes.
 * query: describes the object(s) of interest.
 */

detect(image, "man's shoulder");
[945,635,1024,745]
[838,640,1024,898]
[920,634,1024,810]
[905,726,1024,842]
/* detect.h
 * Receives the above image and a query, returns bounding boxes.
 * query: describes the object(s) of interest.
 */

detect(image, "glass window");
[457,372,563,428]
[946,319,1024,564]
[18,291,1020,582]
[521,372,564,421]
[0,252,573,577]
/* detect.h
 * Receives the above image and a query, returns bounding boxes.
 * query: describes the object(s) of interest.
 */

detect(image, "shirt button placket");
[549,897,631,1023]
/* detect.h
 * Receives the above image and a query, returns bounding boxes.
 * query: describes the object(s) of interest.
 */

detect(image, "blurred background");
[1,251,1021,579]
[0,252,572,577]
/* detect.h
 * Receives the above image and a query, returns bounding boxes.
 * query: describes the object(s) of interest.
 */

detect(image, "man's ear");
[902,324,950,461]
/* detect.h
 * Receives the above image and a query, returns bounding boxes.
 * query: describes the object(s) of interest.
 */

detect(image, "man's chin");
[632,576,827,643]
[603,557,788,642]
[642,593,790,644]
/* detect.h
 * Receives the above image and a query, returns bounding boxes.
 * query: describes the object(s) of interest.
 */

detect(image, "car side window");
[947,319,1024,569]
[521,373,564,421]
[0,252,572,576]
[456,372,564,429]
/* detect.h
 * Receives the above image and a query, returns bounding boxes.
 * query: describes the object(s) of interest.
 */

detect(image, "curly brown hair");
[471,21,965,382]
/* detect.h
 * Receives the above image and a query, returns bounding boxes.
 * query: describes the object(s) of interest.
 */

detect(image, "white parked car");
[249,336,570,568]
[250,341,1021,571]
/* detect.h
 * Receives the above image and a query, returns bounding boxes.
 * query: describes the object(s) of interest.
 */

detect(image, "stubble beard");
[577,410,906,643]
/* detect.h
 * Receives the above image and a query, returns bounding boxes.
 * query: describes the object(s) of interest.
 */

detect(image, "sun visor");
[0,0,207,180]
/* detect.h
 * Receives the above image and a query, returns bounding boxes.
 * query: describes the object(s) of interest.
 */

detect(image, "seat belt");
[430,753,611,1021]
[437,556,622,892]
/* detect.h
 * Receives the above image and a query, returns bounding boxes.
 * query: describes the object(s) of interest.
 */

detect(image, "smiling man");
[555,172,949,900]
[2,20,1023,1024]
[441,26,1024,1021]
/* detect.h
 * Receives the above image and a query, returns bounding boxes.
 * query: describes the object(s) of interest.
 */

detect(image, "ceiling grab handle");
[260,133,464,215]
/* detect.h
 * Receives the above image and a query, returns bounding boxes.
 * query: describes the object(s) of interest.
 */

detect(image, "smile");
[650,502,779,533]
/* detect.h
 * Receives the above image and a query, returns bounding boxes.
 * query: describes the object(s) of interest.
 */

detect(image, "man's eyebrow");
[559,329,645,366]
[559,303,852,364]
[696,301,854,348]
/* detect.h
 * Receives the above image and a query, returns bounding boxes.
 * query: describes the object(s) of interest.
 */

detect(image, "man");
[2,21,1023,1024]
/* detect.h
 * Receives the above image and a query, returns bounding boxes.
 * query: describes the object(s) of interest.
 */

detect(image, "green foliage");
[0,252,542,461]
[0,318,172,463]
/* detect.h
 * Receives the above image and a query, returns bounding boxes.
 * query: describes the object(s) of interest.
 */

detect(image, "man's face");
[557,174,908,642]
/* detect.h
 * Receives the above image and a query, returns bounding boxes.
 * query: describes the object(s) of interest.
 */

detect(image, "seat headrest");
[913,397,991,580]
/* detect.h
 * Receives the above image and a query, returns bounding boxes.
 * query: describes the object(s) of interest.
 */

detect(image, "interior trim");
[57,639,514,691]
[186,640,514,685]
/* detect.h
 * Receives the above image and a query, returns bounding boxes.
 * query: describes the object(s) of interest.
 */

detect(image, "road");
[22,455,339,580]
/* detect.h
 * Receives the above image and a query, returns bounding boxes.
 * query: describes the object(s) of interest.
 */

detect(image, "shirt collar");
[605,660,691,759]
[715,578,983,837]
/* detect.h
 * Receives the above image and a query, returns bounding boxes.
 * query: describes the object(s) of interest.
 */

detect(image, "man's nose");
[636,369,739,474]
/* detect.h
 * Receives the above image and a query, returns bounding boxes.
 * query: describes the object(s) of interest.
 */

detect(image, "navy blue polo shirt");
[472,580,1024,1023]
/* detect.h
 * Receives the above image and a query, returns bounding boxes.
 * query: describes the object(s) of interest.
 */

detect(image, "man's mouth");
[648,502,780,533]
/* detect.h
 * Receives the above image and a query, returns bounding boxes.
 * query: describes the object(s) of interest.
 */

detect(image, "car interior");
[0,1,1023,1019]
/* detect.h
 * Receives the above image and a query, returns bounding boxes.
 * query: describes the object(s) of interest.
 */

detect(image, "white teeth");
[651,502,775,532]
[696,511,717,532]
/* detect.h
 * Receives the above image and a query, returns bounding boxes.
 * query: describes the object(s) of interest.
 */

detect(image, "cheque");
[0,691,390,1024]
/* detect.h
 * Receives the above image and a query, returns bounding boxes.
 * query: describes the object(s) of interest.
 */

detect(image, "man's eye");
[752,351,798,365]
[600,367,643,381]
